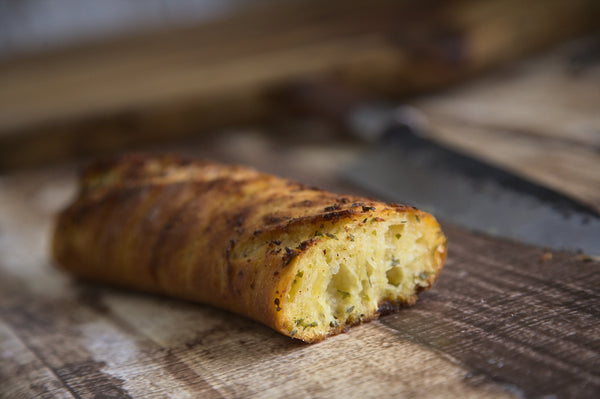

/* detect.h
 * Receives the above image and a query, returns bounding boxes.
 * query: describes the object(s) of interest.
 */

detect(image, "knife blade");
[343,104,600,255]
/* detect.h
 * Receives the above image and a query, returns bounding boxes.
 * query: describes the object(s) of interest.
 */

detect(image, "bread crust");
[53,154,447,342]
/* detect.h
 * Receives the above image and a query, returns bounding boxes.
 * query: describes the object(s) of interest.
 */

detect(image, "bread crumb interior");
[284,215,438,340]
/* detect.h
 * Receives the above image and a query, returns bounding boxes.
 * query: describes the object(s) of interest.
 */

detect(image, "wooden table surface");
[1,36,600,399]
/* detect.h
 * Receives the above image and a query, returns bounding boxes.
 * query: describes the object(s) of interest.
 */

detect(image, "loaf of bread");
[53,154,447,342]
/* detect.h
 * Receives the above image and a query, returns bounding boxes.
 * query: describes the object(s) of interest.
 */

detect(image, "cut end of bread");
[278,210,447,343]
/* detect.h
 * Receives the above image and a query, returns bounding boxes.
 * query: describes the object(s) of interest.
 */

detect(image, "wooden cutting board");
[0,153,598,399]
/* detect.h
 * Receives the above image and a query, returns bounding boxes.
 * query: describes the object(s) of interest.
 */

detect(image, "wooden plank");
[417,41,600,148]
[0,160,598,398]
[0,321,76,399]
[416,40,600,212]
[0,279,224,398]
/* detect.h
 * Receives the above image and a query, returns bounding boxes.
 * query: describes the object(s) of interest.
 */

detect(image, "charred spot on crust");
[323,204,341,212]
[362,206,376,212]
[269,247,281,255]
[274,298,281,311]
[298,240,311,251]
[282,247,302,267]
[323,210,352,222]
[298,237,318,251]
[336,197,350,204]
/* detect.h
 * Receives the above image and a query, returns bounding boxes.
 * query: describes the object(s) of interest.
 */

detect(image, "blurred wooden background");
[1,0,599,173]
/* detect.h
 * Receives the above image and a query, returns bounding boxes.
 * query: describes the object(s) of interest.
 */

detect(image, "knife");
[276,82,600,255]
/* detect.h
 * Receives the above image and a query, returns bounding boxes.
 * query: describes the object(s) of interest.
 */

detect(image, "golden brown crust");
[53,153,447,342]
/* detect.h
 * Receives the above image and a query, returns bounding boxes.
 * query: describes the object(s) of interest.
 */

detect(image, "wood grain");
[0,159,598,398]
[0,322,75,399]
[418,46,600,147]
